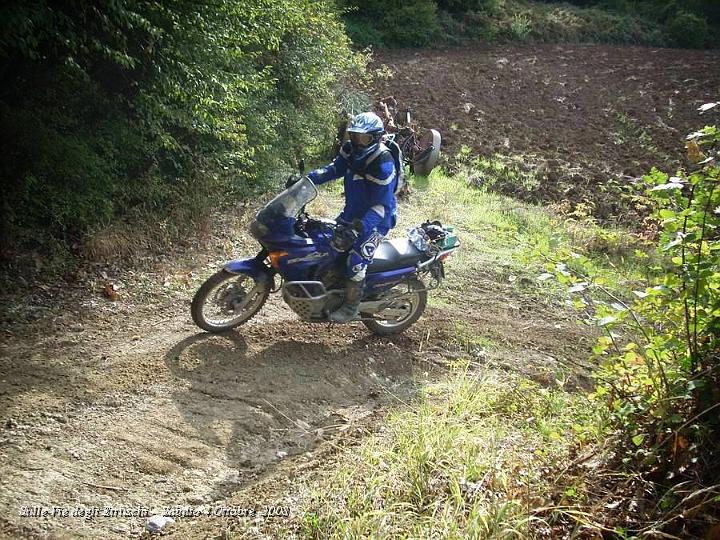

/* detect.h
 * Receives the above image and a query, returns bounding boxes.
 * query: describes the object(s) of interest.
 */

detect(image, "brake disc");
[216,283,247,313]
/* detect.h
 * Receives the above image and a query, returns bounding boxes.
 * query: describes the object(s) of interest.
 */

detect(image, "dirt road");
[0,287,429,538]
[0,230,590,538]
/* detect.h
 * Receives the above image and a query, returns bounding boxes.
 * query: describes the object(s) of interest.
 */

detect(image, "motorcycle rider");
[307,112,398,322]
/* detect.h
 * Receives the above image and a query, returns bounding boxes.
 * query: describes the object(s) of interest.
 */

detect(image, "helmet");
[346,112,385,162]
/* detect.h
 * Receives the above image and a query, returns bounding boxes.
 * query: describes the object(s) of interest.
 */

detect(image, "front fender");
[223,257,272,282]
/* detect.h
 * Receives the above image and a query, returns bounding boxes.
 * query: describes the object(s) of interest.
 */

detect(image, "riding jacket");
[308,143,397,234]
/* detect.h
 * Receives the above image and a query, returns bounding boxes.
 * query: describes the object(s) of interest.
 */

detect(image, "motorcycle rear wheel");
[362,278,427,335]
[191,270,270,333]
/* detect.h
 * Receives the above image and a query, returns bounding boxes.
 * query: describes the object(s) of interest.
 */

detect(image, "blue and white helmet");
[346,112,385,162]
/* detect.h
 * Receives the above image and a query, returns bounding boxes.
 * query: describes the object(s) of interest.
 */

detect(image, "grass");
[401,166,646,282]
[400,168,554,272]
[301,362,604,539]
[281,167,645,539]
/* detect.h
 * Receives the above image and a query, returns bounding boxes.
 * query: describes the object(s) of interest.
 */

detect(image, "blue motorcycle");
[191,177,459,335]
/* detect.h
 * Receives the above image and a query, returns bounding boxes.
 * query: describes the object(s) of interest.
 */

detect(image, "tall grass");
[302,363,603,538]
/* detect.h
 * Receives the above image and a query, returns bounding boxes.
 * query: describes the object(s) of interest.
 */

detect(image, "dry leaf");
[103,283,119,301]
[686,140,704,163]
[672,435,689,457]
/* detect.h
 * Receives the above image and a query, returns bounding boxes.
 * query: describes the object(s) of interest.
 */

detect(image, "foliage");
[302,364,601,538]
[0,1,362,263]
[340,0,718,48]
[382,2,443,46]
[460,1,666,45]
[532,122,720,530]
[436,0,499,13]
[344,16,387,47]
[340,0,442,47]
[666,11,710,48]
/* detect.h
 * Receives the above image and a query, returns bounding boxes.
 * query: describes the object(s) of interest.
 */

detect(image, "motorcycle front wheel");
[191,270,271,333]
[362,277,427,336]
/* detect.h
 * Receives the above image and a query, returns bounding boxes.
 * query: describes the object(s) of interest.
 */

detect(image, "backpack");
[384,137,406,195]
[357,139,405,194]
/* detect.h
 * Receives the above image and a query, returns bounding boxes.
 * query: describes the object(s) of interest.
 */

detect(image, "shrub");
[382,2,443,46]
[340,0,442,47]
[665,11,710,48]
[534,123,720,531]
[0,1,363,263]
[436,0,500,13]
[344,16,387,47]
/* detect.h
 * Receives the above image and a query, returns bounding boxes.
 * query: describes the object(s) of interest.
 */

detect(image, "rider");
[307,111,398,322]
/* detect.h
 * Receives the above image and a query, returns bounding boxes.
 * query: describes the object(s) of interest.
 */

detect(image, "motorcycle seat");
[367,238,427,274]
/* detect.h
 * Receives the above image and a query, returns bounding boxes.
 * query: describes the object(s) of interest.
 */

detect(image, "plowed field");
[374,44,720,214]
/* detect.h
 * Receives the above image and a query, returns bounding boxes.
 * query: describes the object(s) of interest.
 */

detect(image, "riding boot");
[329,279,363,323]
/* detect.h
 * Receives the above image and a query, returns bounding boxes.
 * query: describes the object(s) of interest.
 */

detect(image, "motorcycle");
[191,177,459,335]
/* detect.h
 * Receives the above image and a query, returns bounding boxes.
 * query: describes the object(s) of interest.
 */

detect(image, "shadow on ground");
[163,322,425,499]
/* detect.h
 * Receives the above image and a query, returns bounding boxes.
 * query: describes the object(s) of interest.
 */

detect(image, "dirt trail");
[0,293,424,538]
[5,42,711,538]
[0,254,590,539]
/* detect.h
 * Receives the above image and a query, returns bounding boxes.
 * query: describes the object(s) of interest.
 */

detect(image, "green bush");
[345,16,387,47]
[340,0,717,48]
[436,0,499,13]
[340,0,442,47]
[534,124,720,522]
[0,0,362,261]
[382,2,442,46]
[666,11,710,48]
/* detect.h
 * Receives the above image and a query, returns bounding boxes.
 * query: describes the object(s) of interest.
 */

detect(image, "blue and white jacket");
[308,143,397,234]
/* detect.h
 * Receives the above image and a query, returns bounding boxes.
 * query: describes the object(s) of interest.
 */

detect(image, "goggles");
[347,131,374,148]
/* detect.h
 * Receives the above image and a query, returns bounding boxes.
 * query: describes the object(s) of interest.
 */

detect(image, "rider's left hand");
[285,174,302,189]
[332,222,360,251]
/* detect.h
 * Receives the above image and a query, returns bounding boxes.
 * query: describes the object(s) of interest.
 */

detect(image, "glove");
[332,222,360,251]
[285,174,302,189]
[350,218,364,236]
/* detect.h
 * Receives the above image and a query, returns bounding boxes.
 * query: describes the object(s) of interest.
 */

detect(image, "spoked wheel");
[191,270,271,333]
[412,128,441,176]
[362,278,427,336]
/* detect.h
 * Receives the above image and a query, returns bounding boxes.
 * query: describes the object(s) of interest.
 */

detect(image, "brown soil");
[374,44,720,216]
[0,255,589,538]
[0,219,590,539]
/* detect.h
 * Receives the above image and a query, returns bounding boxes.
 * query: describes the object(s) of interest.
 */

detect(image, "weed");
[303,363,602,538]
[510,12,532,41]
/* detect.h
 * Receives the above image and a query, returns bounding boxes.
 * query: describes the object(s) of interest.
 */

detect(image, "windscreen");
[255,176,318,227]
